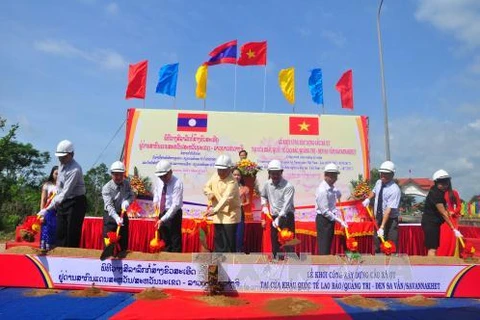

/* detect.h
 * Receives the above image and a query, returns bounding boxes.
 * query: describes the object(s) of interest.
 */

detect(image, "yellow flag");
[278,67,295,104]
[195,64,208,99]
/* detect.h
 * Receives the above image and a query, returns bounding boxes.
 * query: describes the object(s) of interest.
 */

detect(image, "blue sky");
[1,0,479,200]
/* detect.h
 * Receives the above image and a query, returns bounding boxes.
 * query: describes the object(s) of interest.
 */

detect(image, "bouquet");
[236,159,261,177]
[352,180,371,200]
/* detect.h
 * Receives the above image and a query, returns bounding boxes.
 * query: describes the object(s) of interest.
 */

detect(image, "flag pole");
[263,66,267,112]
[233,63,238,111]
[173,97,176,109]
[143,98,146,109]
[203,98,206,110]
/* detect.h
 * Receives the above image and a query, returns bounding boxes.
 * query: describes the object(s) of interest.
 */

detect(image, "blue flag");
[156,63,179,97]
[308,68,324,105]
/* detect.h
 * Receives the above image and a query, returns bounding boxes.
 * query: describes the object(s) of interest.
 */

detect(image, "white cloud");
[415,0,480,49]
[105,2,119,15]
[34,39,127,70]
[468,54,480,74]
[379,116,480,199]
[297,27,311,38]
[320,30,346,47]
[468,118,480,130]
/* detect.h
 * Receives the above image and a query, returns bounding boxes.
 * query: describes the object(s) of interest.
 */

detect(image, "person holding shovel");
[153,160,184,252]
[362,161,401,254]
[203,154,241,253]
[422,169,463,256]
[261,160,296,259]
[101,161,134,258]
[315,163,348,255]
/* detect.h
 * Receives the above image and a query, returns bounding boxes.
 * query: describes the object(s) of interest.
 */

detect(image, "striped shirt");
[47,159,85,210]
[373,179,401,218]
[315,180,341,221]
[102,179,135,220]
[261,178,295,217]
[153,175,183,222]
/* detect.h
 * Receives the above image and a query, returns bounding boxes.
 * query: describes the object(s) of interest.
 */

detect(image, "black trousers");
[316,214,335,255]
[214,223,238,253]
[270,212,295,258]
[159,209,183,252]
[103,211,129,252]
[374,217,399,253]
[56,195,86,248]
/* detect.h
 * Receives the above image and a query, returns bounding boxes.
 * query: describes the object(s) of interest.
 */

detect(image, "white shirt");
[260,178,295,217]
[315,180,341,221]
[373,179,401,218]
[153,175,183,222]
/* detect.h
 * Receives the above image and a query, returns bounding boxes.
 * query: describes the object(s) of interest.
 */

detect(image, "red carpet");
[111,289,351,320]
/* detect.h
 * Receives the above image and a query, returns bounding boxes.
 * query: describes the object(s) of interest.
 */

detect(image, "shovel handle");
[265,211,282,232]
[116,209,126,236]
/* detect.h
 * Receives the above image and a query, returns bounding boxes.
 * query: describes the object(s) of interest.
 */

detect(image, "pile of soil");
[264,297,320,316]
[68,286,108,297]
[195,295,249,307]
[341,295,387,310]
[397,295,436,307]
[23,289,62,297]
[135,288,169,300]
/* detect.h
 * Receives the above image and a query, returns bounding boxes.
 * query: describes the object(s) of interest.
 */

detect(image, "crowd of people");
[36,140,465,258]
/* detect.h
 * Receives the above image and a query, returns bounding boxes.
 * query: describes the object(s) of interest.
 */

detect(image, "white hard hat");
[155,160,172,177]
[55,140,74,157]
[267,159,283,171]
[324,163,340,174]
[214,155,232,169]
[379,161,396,173]
[433,169,450,181]
[110,161,125,173]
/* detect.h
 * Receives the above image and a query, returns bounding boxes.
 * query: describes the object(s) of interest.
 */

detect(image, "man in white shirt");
[261,159,295,258]
[315,163,348,255]
[153,160,184,252]
[362,161,401,253]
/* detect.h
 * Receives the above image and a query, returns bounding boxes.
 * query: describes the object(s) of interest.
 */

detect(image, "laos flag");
[177,113,208,132]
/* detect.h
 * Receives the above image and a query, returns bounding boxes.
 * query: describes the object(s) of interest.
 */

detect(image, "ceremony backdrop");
[124,109,370,219]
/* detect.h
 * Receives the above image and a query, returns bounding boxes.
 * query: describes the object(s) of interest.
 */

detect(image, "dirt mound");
[264,297,320,316]
[68,286,108,297]
[341,295,387,310]
[23,289,62,297]
[195,295,249,307]
[397,295,436,307]
[135,288,169,300]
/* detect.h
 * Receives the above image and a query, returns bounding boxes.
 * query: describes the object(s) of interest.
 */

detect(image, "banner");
[1,254,479,297]
[124,109,370,219]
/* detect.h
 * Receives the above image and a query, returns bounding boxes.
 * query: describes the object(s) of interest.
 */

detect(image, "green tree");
[0,117,50,231]
[84,163,111,216]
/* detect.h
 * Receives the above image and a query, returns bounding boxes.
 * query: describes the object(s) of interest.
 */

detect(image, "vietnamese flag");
[289,116,319,135]
[125,60,148,99]
[237,41,267,66]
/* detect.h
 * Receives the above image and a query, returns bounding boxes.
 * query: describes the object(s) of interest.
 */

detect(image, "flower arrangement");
[236,159,261,177]
[352,180,372,200]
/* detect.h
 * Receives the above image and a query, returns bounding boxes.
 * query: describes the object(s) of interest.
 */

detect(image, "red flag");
[125,60,148,99]
[289,116,319,135]
[237,41,267,66]
[335,69,353,110]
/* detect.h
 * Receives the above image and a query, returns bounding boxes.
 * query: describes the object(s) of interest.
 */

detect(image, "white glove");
[114,216,124,226]
[334,216,348,229]
[362,198,370,207]
[272,217,280,229]
[262,206,269,214]
[121,200,130,211]
[453,229,463,238]
[377,228,384,238]
[37,209,47,218]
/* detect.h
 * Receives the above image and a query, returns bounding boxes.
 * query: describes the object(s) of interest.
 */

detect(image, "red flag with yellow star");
[289,116,319,135]
[237,41,267,66]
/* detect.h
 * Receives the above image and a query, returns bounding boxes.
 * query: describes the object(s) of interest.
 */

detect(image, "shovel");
[265,211,301,247]
[100,209,125,261]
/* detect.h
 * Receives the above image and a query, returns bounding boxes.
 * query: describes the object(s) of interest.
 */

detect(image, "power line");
[90,120,126,168]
